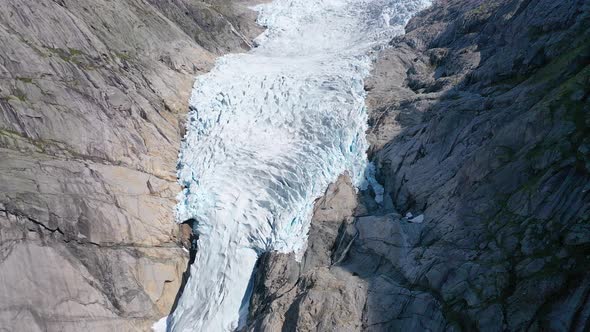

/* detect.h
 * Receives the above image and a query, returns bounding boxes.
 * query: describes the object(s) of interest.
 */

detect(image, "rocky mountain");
[1,0,588,331]
[248,0,590,331]
[0,0,261,330]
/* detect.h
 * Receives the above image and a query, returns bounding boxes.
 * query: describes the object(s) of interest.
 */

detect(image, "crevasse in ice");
[167,0,430,330]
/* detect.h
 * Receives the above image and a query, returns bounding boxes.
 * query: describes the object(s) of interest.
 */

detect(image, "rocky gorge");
[0,0,588,331]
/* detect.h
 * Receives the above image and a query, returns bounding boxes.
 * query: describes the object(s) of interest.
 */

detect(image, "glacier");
[166,0,431,330]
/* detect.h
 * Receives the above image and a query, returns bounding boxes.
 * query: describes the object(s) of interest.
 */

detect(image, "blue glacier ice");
[165,0,431,330]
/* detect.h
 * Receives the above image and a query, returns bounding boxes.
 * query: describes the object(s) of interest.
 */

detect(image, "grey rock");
[252,0,590,331]
[0,0,260,329]
[302,174,358,271]
[248,175,366,332]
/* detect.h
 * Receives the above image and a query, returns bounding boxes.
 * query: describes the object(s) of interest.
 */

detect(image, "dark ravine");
[247,0,590,331]
[0,0,261,330]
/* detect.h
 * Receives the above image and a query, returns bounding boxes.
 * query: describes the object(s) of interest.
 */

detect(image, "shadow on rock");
[247,0,590,331]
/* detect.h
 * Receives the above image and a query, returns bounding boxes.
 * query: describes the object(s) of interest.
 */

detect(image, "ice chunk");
[409,214,425,223]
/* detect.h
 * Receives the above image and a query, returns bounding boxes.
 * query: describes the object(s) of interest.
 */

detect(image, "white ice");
[409,214,425,223]
[152,316,168,332]
[168,0,431,331]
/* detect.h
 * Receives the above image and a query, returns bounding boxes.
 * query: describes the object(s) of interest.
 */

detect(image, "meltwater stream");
[167,0,430,330]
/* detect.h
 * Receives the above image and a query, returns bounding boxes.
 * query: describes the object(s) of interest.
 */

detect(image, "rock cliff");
[248,0,590,331]
[0,0,261,330]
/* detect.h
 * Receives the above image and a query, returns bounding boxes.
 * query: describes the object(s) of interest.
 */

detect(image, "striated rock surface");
[249,0,590,331]
[0,0,261,330]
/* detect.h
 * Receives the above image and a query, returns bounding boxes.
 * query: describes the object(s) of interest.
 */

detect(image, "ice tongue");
[169,0,431,330]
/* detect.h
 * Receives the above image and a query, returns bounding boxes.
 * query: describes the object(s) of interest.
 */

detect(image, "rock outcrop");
[0,0,261,330]
[248,0,590,331]
[247,175,367,332]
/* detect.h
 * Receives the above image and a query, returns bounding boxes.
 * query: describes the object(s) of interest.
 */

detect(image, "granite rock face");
[247,175,367,332]
[249,0,590,331]
[0,0,261,330]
